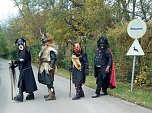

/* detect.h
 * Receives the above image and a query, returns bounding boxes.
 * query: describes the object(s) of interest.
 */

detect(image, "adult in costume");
[92,36,116,98]
[71,43,89,100]
[38,33,57,101]
[13,38,37,102]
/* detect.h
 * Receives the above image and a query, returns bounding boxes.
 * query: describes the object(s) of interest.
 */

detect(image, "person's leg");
[92,81,102,98]
[79,84,85,97]
[14,81,24,102]
[26,92,35,100]
[45,83,56,101]
[72,84,81,100]
[92,67,102,98]
[102,76,109,95]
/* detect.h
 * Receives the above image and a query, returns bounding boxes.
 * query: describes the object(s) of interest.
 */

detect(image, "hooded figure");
[38,33,57,101]
[92,36,116,98]
[71,43,89,100]
[13,38,37,102]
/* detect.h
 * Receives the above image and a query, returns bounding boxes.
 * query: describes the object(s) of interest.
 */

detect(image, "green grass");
[109,82,152,109]
[56,68,152,109]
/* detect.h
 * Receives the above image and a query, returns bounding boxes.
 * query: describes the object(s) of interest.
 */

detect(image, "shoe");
[45,92,56,101]
[26,93,35,100]
[92,94,100,98]
[14,95,23,102]
[72,95,80,100]
[80,93,85,97]
[44,94,49,98]
[101,91,108,95]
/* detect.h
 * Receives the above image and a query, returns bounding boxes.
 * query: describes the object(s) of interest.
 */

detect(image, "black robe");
[72,53,89,84]
[16,47,37,93]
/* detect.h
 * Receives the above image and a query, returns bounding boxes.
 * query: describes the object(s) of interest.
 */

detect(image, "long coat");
[72,53,89,84]
[16,47,37,93]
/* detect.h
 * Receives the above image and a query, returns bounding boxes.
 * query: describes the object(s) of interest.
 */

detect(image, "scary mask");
[41,33,48,44]
[97,36,109,49]
[73,43,81,55]
[15,38,26,51]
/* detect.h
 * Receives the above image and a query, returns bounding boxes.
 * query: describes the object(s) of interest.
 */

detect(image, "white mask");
[19,45,24,50]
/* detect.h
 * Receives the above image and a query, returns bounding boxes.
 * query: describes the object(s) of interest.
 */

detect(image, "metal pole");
[69,70,72,97]
[131,55,136,93]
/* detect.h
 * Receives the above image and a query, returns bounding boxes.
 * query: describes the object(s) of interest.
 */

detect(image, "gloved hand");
[8,61,13,68]
[9,61,16,68]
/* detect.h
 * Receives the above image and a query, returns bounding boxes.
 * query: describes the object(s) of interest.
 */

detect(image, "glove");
[9,61,17,68]
[8,61,13,68]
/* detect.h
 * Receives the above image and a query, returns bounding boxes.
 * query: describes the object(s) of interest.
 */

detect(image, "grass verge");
[56,68,152,110]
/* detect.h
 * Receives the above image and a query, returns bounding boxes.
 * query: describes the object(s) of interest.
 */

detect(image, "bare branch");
[13,0,25,17]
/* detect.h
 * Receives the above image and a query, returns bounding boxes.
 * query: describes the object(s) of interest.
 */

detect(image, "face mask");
[97,37,108,49]
[18,45,24,50]
[41,34,48,44]
[15,39,26,51]
[99,43,106,49]
[73,43,81,55]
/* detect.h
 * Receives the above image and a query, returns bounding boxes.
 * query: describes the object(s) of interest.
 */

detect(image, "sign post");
[127,18,147,92]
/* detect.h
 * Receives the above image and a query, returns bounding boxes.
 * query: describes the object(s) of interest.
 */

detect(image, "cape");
[108,48,116,89]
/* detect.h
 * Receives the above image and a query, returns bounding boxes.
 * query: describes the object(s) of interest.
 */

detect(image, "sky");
[0,0,18,22]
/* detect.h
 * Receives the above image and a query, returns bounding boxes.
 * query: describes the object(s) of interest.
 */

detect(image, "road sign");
[127,18,147,39]
[126,39,144,56]
[126,18,147,92]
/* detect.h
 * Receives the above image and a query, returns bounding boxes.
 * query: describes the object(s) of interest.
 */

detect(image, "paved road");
[0,57,152,113]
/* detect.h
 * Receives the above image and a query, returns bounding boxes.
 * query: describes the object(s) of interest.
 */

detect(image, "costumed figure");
[13,38,38,102]
[92,36,116,98]
[71,43,89,100]
[38,33,57,101]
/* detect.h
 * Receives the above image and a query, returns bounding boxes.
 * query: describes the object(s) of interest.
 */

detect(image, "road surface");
[0,58,152,113]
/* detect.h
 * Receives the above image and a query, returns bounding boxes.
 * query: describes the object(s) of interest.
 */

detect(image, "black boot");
[72,93,80,100]
[14,82,23,102]
[45,88,56,101]
[72,86,81,100]
[101,90,108,95]
[26,93,35,100]
[92,93,100,98]
[79,88,85,97]
[44,94,49,98]
[14,94,23,102]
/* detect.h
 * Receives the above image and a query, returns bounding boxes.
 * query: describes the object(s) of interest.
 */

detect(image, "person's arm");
[105,48,112,73]
[82,53,89,75]
[49,51,57,69]
[21,48,31,63]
